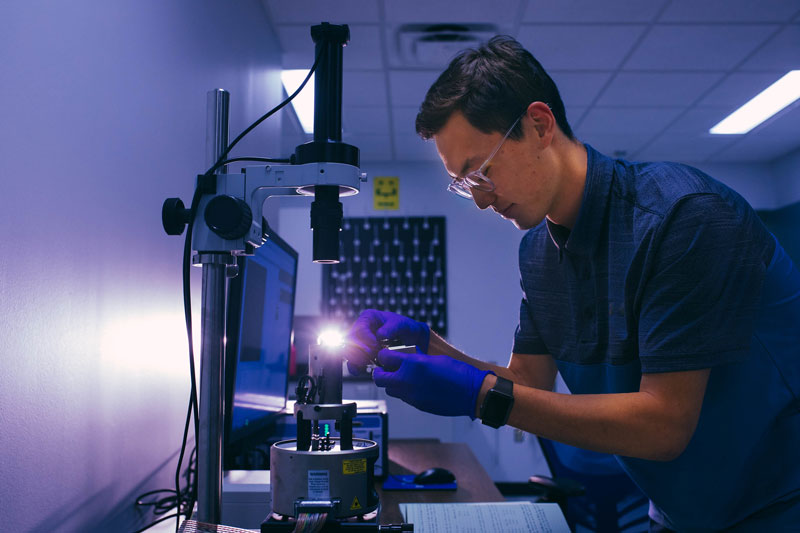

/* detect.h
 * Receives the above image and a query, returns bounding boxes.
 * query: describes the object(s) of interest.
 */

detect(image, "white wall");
[0,1,284,530]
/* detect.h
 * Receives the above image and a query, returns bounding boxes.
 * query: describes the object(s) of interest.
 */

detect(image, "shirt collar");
[546,143,613,258]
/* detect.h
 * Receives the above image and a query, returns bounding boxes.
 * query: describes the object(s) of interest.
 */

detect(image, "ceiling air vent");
[395,23,500,67]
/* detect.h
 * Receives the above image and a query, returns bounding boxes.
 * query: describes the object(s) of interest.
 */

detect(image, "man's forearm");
[428,331,528,383]
[475,370,708,461]
[428,331,556,390]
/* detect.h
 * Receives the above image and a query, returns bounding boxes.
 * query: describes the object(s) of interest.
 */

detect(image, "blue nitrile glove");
[372,348,493,418]
[345,309,430,375]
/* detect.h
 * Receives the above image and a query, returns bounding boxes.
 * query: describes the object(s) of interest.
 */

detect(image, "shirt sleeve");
[638,193,769,373]
[513,280,549,354]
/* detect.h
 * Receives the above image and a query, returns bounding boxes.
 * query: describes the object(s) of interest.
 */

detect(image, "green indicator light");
[324,424,330,436]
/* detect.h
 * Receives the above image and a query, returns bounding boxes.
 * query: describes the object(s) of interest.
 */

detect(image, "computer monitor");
[223,230,298,464]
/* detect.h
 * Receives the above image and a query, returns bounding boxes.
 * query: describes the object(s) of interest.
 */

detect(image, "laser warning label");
[342,458,367,475]
[350,496,362,510]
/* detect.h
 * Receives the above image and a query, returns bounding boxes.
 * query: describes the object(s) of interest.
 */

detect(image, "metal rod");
[196,88,230,524]
[198,262,227,523]
[206,89,230,171]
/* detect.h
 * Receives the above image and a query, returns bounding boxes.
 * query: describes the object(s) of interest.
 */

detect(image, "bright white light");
[100,311,198,378]
[317,328,345,347]
[281,70,314,134]
[710,70,800,134]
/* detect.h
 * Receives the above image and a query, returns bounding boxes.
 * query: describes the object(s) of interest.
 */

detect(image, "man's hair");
[415,36,574,141]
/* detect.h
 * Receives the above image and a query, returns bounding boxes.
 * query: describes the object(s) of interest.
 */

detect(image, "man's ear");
[526,101,555,146]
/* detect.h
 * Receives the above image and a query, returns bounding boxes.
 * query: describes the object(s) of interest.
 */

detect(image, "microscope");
[162,21,409,532]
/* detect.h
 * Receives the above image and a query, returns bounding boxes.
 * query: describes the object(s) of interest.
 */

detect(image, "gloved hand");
[372,348,493,418]
[345,309,430,375]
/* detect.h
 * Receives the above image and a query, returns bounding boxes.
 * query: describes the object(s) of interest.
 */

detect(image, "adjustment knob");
[162,197,190,235]
[204,195,253,240]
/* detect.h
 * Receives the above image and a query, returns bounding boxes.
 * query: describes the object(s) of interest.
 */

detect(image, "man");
[346,37,800,531]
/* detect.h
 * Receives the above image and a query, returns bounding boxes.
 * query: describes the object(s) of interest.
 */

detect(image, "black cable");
[174,188,203,531]
[136,489,181,515]
[218,156,292,166]
[133,447,196,533]
[203,44,325,176]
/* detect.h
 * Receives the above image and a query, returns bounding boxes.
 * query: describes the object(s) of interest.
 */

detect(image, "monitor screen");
[224,230,298,451]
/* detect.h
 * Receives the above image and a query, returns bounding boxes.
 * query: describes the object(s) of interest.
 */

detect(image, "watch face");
[481,379,514,428]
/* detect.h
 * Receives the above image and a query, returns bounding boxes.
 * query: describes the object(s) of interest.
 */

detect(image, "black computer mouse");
[414,467,456,485]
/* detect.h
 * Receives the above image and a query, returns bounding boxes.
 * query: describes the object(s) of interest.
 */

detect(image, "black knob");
[162,197,190,236]
[204,195,253,240]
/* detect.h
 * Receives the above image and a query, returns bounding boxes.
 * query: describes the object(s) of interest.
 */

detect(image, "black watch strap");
[479,376,514,428]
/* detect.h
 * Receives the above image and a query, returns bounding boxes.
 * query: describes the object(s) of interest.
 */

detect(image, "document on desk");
[399,501,570,532]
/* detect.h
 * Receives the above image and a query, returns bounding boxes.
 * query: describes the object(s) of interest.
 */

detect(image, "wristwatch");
[479,376,515,428]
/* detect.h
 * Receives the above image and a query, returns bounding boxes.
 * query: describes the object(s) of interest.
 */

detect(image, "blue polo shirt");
[513,145,800,530]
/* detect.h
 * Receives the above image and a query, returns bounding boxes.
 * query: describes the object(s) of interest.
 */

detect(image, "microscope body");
[191,161,365,257]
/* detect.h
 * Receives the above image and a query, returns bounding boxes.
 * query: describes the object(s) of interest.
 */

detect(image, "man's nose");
[472,188,494,210]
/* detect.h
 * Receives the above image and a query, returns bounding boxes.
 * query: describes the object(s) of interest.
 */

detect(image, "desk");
[377,439,505,524]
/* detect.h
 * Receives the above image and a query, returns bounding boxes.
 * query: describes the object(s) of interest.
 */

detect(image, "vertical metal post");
[196,88,230,524]
[206,89,230,172]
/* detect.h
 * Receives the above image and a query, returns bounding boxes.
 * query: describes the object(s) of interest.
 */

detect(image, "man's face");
[433,111,557,230]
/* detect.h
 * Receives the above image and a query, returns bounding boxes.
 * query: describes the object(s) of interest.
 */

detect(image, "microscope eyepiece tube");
[310,185,343,263]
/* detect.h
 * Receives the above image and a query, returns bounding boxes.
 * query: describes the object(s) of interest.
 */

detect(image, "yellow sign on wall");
[373,176,399,210]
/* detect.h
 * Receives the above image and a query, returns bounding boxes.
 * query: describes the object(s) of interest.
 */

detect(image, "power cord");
[168,44,325,532]
[132,448,196,532]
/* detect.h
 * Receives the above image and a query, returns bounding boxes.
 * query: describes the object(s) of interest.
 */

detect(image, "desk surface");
[377,439,505,524]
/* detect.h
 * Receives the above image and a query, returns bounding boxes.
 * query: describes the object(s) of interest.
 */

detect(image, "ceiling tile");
[263,0,379,24]
[388,70,440,107]
[565,106,588,130]
[517,25,648,70]
[697,72,791,108]
[637,107,740,162]
[343,106,391,135]
[710,133,800,162]
[343,133,393,161]
[343,72,387,107]
[277,24,383,70]
[550,72,612,106]
[657,106,733,135]
[596,72,723,106]
[577,107,684,137]
[659,0,800,23]
[391,107,421,136]
[636,137,737,163]
[394,133,441,162]
[580,133,650,158]
[524,0,665,23]
[623,24,777,71]
[646,106,800,163]
[749,104,800,137]
[740,24,800,72]
[384,0,523,24]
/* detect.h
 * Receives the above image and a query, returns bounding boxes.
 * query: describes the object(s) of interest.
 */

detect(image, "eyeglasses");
[447,112,525,199]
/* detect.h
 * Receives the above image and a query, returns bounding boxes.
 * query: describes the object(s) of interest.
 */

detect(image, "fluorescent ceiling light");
[710,70,800,134]
[281,70,314,134]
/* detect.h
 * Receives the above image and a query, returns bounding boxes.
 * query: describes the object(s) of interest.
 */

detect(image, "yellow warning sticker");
[350,496,362,510]
[342,458,367,475]
[373,176,399,210]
